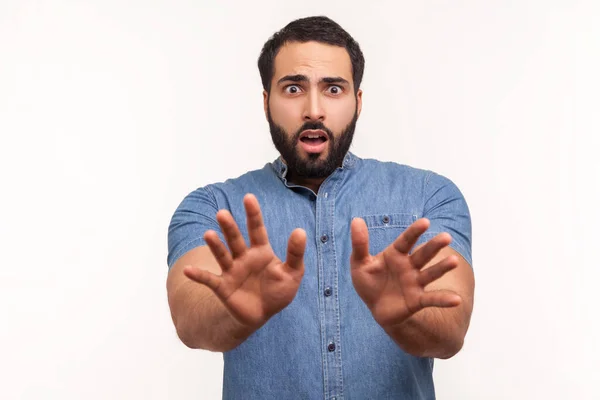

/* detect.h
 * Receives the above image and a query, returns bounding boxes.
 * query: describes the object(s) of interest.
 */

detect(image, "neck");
[286,173,326,193]
[279,156,329,193]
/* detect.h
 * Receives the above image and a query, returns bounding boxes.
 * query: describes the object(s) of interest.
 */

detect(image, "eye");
[284,85,302,94]
[327,85,343,95]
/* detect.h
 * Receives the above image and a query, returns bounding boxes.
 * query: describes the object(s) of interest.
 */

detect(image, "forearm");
[382,307,469,359]
[170,281,256,352]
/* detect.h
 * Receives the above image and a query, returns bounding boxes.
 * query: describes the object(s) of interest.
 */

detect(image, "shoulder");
[180,162,277,203]
[354,155,449,191]
[356,155,432,178]
[351,155,469,209]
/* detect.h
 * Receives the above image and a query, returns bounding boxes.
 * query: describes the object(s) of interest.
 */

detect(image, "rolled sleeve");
[166,186,225,269]
[415,171,473,267]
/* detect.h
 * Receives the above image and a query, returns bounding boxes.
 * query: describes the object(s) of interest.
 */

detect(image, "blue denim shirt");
[167,152,472,400]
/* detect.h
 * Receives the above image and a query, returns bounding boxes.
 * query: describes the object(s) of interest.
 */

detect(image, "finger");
[183,265,223,293]
[204,230,234,271]
[216,209,247,258]
[410,232,453,269]
[417,255,459,287]
[391,218,430,255]
[244,194,269,247]
[285,228,306,270]
[350,218,370,264]
[419,290,462,309]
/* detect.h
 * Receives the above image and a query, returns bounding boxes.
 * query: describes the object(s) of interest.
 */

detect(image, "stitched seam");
[423,170,434,215]
[316,191,328,397]
[367,225,410,230]
[170,187,220,267]
[330,175,344,398]
[169,237,207,268]
[354,212,414,219]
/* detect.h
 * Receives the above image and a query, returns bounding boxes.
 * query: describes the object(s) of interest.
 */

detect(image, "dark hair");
[258,16,365,94]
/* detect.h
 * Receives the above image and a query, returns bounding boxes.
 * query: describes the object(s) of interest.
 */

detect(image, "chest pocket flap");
[359,213,417,229]
[354,213,417,254]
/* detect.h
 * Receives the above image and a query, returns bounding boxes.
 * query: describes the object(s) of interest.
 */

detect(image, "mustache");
[293,121,334,141]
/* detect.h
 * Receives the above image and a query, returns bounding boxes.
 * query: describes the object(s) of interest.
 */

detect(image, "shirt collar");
[271,151,358,180]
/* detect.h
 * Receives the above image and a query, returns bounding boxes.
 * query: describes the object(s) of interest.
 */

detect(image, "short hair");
[258,16,365,94]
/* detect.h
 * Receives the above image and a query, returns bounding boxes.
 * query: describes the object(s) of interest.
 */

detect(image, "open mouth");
[299,132,327,145]
[298,129,328,153]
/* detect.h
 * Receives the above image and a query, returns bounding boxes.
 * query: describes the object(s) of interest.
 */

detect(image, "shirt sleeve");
[166,186,226,270]
[415,171,473,267]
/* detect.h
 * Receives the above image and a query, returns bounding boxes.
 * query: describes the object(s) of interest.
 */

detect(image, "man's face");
[264,41,362,179]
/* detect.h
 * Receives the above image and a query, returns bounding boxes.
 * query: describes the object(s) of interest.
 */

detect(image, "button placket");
[315,170,345,399]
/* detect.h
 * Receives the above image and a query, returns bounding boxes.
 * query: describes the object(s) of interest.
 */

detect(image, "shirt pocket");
[355,213,417,255]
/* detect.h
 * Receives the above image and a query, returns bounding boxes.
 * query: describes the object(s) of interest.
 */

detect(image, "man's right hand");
[182,193,306,330]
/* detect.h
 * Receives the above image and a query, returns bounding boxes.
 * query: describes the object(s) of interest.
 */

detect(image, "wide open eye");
[284,85,302,94]
[327,85,343,95]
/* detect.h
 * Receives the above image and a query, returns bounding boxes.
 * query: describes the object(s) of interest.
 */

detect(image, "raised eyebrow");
[276,75,350,86]
[320,77,350,86]
[277,74,309,85]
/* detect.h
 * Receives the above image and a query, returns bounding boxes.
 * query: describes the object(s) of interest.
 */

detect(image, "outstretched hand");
[183,194,307,329]
[350,218,462,328]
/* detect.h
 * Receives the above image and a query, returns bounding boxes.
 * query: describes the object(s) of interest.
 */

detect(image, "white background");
[1,1,598,399]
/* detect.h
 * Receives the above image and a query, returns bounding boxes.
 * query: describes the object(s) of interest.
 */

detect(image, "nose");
[302,91,325,121]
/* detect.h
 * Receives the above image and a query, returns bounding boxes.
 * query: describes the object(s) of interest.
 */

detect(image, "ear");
[356,89,363,118]
[263,90,269,121]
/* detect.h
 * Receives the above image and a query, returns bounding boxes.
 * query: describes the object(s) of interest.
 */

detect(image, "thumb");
[351,218,370,265]
[285,228,306,270]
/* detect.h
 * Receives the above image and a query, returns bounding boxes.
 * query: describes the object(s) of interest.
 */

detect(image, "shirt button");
[324,287,332,297]
[327,342,336,352]
[382,215,390,224]
[320,234,328,243]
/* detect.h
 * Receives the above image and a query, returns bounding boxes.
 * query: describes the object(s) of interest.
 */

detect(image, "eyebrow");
[276,74,350,86]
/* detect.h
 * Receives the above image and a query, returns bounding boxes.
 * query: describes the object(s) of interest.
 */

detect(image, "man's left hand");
[350,218,462,328]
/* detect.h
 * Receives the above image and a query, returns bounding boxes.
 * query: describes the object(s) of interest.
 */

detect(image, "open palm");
[184,194,306,329]
[350,218,462,328]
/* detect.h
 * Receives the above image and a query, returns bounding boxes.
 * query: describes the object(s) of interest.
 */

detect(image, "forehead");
[272,41,353,83]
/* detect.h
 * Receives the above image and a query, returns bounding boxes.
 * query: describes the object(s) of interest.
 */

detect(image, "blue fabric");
[167,152,472,400]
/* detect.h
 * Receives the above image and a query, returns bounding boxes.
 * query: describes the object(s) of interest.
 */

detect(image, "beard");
[267,105,358,179]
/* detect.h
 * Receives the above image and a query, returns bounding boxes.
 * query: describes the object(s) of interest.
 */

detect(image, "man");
[166,15,474,400]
